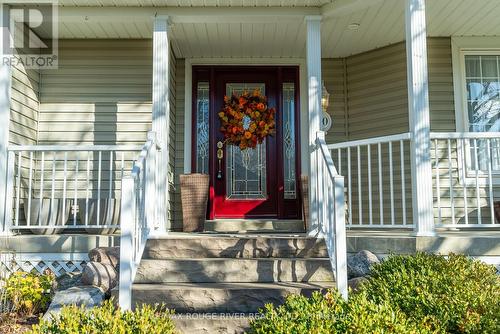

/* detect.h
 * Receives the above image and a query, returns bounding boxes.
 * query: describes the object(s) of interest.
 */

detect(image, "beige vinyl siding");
[172,59,185,231]
[322,59,347,144]
[38,39,153,146]
[168,48,177,228]
[25,40,143,227]
[428,38,456,132]
[339,42,412,225]
[345,42,409,140]
[10,58,39,146]
[9,44,41,227]
[34,39,183,229]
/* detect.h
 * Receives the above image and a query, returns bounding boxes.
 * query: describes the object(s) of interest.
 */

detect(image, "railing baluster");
[357,146,362,225]
[434,139,442,225]
[85,152,90,227]
[27,152,33,226]
[367,144,372,226]
[38,152,45,225]
[97,151,102,226]
[461,138,468,225]
[400,140,407,226]
[347,147,352,227]
[447,139,455,225]
[109,151,114,200]
[378,142,383,226]
[4,151,15,232]
[121,152,125,179]
[487,139,495,225]
[62,152,68,226]
[318,153,324,231]
[73,155,79,226]
[337,148,341,175]
[473,138,481,224]
[51,154,56,227]
[389,141,395,226]
[323,161,328,234]
[15,153,21,227]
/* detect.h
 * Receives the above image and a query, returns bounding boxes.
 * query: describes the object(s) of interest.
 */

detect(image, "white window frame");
[451,37,500,185]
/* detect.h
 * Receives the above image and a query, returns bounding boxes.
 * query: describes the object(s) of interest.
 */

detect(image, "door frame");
[186,63,305,219]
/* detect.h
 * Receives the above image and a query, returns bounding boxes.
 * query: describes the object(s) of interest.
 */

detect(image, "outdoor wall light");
[321,81,332,132]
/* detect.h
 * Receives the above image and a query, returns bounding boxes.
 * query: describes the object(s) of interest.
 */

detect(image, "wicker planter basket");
[180,174,210,232]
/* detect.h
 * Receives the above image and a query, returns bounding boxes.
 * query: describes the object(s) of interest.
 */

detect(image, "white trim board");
[183,58,309,175]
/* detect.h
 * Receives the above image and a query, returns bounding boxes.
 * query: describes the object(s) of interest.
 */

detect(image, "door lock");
[217,141,224,180]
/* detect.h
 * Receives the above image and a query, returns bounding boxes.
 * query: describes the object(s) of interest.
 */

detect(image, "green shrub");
[29,300,176,334]
[346,292,434,334]
[249,253,500,334]
[248,290,347,334]
[4,271,54,315]
[362,253,500,333]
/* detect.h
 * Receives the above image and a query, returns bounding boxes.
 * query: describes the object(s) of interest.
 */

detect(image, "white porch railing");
[431,132,500,228]
[118,132,159,310]
[316,132,348,299]
[328,133,413,229]
[5,144,142,232]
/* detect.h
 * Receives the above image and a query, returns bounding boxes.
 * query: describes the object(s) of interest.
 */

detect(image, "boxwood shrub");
[29,300,176,334]
[249,253,500,334]
[362,253,500,333]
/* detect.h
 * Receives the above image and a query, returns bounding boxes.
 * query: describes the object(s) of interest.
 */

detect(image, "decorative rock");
[81,261,118,293]
[348,276,368,292]
[43,286,104,320]
[54,272,82,291]
[88,246,120,269]
[347,250,380,278]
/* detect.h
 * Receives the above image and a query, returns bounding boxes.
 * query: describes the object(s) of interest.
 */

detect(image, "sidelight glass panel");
[282,83,297,199]
[225,83,267,200]
[196,82,210,174]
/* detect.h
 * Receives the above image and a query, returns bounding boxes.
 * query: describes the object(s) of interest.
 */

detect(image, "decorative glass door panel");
[225,83,267,200]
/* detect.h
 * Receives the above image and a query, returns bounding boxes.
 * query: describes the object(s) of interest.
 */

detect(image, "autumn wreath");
[218,90,276,150]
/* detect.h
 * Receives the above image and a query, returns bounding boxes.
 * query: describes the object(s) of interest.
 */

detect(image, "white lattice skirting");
[0,253,88,277]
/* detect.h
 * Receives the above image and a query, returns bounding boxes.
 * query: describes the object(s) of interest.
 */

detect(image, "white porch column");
[306,15,323,235]
[152,16,171,233]
[405,0,435,236]
[0,5,12,234]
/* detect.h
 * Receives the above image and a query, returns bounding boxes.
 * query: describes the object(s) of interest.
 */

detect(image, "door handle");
[217,141,224,180]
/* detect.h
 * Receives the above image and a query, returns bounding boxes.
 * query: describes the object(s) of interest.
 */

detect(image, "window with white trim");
[464,55,500,133]
[460,53,500,174]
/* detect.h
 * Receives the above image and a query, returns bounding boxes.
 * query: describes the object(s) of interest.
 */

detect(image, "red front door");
[191,66,301,220]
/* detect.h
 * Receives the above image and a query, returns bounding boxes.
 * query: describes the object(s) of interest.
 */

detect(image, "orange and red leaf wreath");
[218,89,276,150]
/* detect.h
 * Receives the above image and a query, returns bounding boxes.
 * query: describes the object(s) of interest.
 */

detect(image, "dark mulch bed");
[0,313,40,334]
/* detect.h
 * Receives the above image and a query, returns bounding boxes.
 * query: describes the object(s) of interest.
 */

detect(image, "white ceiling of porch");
[33,0,500,58]
[57,0,331,6]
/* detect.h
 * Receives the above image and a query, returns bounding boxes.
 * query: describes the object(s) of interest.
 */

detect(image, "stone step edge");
[130,281,336,289]
[139,257,331,262]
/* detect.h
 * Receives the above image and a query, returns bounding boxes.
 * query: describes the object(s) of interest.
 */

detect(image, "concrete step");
[172,314,251,334]
[143,234,328,259]
[204,220,305,233]
[130,282,335,313]
[135,258,334,283]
